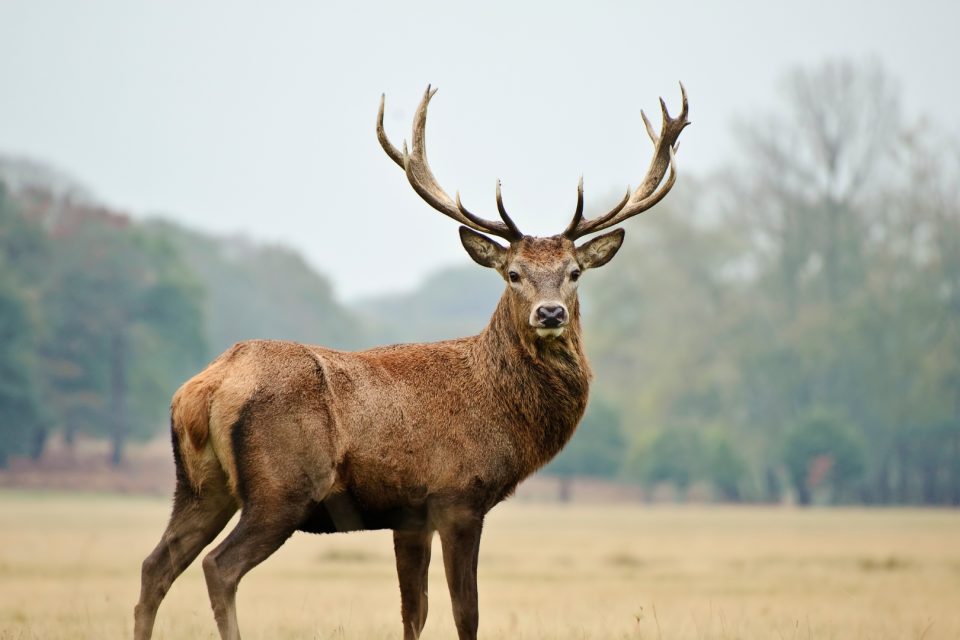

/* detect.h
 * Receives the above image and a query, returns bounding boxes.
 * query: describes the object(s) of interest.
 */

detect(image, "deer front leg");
[393,529,434,640]
[438,515,483,640]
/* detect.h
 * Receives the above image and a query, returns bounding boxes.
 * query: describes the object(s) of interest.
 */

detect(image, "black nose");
[536,304,567,328]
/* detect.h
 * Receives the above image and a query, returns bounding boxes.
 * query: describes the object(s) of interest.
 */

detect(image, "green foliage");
[0,271,44,465]
[0,183,48,281]
[628,428,748,500]
[0,176,211,463]
[629,428,704,494]
[908,422,960,504]
[782,412,866,505]
[42,220,208,461]
[544,399,625,478]
[706,432,750,502]
[0,184,47,465]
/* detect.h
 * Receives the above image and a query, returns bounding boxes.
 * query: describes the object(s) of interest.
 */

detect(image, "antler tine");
[679,81,689,119]
[495,180,524,239]
[454,190,515,238]
[641,110,658,145]
[379,85,523,241]
[377,94,405,169]
[563,83,690,239]
[564,184,631,240]
[561,176,585,238]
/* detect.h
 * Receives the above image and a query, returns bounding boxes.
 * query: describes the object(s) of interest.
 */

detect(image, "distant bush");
[782,412,866,505]
[627,427,750,501]
[705,432,750,502]
[542,399,625,501]
[629,428,704,497]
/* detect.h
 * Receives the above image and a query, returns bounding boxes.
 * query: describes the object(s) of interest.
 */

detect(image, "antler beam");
[378,86,524,242]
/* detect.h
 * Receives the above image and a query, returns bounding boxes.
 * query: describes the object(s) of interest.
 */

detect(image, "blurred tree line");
[584,59,960,505]
[1,58,957,505]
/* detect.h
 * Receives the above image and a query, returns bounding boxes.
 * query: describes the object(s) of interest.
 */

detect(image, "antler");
[563,83,691,240]
[378,86,523,242]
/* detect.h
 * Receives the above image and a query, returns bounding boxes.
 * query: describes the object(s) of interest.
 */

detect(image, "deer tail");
[170,373,218,492]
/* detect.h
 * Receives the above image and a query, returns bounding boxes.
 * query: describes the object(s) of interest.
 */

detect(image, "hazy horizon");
[2,0,958,300]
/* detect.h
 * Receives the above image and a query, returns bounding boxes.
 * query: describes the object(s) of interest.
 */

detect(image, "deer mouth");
[535,327,565,338]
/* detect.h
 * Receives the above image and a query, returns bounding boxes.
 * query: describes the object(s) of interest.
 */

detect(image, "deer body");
[135,85,689,640]
[179,293,589,535]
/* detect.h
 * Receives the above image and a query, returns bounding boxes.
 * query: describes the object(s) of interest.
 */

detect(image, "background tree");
[0,177,209,465]
[629,428,704,499]
[0,271,45,465]
[0,182,48,464]
[724,59,914,502]
[782,411,866,505]
[705,431,750,502]
[52,222,206,465]
[542,399,625,501]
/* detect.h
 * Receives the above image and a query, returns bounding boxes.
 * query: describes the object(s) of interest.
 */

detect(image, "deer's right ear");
[459,226,507,269]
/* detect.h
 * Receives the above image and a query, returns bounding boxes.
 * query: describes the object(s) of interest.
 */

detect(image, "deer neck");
[475,292,592,472]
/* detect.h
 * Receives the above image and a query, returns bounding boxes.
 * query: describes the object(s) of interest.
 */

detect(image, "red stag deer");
[134,84,690,640]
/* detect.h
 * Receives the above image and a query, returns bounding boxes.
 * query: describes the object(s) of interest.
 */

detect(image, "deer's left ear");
[576,228,625,269]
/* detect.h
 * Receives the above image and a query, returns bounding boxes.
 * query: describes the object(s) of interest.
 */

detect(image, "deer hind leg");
[200,495,312,640]
[134,472,237,640]
[394,528,434,640]
[438,514,484,640]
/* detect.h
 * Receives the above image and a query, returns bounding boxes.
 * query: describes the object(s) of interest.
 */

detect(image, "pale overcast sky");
[1,1,957,300]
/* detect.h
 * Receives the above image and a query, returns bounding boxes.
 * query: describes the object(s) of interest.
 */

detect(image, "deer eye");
[570,269,581,282]
[508,271,521,283]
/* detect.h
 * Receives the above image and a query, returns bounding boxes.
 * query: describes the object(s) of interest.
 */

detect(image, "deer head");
[377,85,690,341]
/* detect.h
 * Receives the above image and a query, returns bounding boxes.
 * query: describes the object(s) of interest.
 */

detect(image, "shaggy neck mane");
[473,291,592,475]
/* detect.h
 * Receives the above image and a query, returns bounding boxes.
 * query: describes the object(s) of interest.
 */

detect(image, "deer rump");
[172,339,522,536]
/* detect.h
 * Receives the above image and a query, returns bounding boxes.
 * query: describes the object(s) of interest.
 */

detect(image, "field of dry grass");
[1,490,958,639]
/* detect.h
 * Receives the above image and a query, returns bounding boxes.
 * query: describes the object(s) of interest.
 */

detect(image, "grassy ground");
[0,491,958,639]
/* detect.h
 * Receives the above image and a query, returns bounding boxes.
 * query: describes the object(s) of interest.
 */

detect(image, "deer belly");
[297,490,429,533]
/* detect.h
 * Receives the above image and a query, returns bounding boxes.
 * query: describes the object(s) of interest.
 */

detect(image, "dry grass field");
[1,490,958,639]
